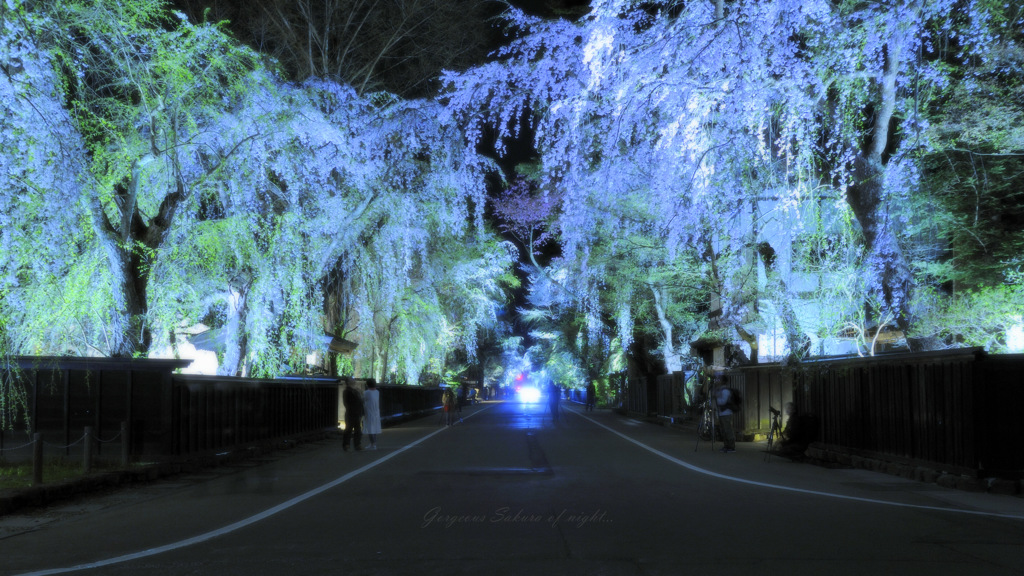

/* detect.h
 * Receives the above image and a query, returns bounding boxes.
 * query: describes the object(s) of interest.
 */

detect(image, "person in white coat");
[363,379,382,450]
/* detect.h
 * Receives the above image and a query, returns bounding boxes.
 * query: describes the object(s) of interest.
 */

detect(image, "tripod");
[764,406,783,462]
[693,396,721,451]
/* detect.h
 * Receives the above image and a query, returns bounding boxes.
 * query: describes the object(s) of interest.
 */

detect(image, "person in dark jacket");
[714,381,737,453]
[548,382,561,421]
[342,378,364,451]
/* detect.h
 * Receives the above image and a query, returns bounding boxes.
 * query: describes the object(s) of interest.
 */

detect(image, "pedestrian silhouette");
[442,388,457,426]
[363,379,381,450]
[548,382,561,421]
[342,378,364,451]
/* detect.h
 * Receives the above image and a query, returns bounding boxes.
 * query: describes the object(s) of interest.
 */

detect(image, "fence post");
[32,433,43,486]
[83,426,93,474]
[120,421,129,467]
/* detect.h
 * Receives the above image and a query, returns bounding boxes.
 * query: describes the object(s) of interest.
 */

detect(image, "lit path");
[3,400,1024,576]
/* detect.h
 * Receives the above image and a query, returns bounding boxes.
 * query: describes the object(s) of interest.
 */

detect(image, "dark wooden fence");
[622,349,1024,478]
[625,372,694,419]
[1,357,443,463]
[625,377,653,415]
[730,348,1024,478]
[786,348,1024,477]
[0,357,191,461]
[374,384,444,426]
[720,363,795,438]
[171,374,339,456]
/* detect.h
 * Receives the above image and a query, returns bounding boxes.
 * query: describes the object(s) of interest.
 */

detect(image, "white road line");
[16,405,494,576]
[572,409,1024,521]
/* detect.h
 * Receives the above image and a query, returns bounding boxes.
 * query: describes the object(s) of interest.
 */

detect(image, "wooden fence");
[625,372,695,420]
[379,385,444,424]
[730,348,1024,477]
[171,374,339,456]
[623,349,1024,478]
[0,357,191,460]
[785,348,1024,477]
[0,357,443,463]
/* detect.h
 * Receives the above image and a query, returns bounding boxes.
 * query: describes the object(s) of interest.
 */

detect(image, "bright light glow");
[151,341,219,375]
[757,331,789,363]
[182,350,220,375]
[1007,317,1024,353]
[518,387,541,403]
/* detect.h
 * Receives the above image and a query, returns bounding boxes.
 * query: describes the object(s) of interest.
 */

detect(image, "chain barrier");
[1,424,127,457]
[43,433,87,450]
[5,429,123,451]
[0,439,36,455]
[3,424,129,486]
[96,431,123,444]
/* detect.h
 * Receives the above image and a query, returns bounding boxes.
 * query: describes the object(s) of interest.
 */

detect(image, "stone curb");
[804,444,1022,497]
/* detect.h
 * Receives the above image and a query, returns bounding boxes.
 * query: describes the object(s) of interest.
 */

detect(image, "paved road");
[2,400,1023,576]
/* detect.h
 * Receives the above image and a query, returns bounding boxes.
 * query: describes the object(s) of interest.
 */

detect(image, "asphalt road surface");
[2,399,1023,576]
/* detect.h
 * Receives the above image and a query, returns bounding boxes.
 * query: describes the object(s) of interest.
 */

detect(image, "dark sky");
[512,0,591,17]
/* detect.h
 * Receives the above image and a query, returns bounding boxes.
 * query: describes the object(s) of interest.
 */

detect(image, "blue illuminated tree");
[1,0,512,378]
[1,2,91,356]
[445,0,1006,364]
[0,0,280,357]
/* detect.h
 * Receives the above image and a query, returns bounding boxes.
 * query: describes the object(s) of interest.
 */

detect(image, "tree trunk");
[649,282,682,373]
[89,155,190,357]
[219,284,250,376]
[757,242,811,360]
[845,42,919,347]
[106,245,151,357]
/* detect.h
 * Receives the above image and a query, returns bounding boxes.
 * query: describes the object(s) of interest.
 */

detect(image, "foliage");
[5,0,277,357]
[3,0,1022,410]
[912,281,1024,352]
[913,1,1024,290]
[1,0,514,384]
[445,0,1017,372]
[1,0,91,354]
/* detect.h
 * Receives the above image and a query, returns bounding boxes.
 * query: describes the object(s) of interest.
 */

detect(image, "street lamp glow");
[518,387,541,403]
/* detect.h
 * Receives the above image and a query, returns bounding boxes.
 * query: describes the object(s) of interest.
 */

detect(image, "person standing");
[457,384,468,417]
[714,381,737,453]
[363,379,382,450]
[342,378,364,451]
[548,382,561,421]
[585,382,597,412]
[442,387,456,426]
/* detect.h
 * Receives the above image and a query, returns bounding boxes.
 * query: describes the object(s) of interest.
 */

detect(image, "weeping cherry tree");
[444,0,1000,367]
